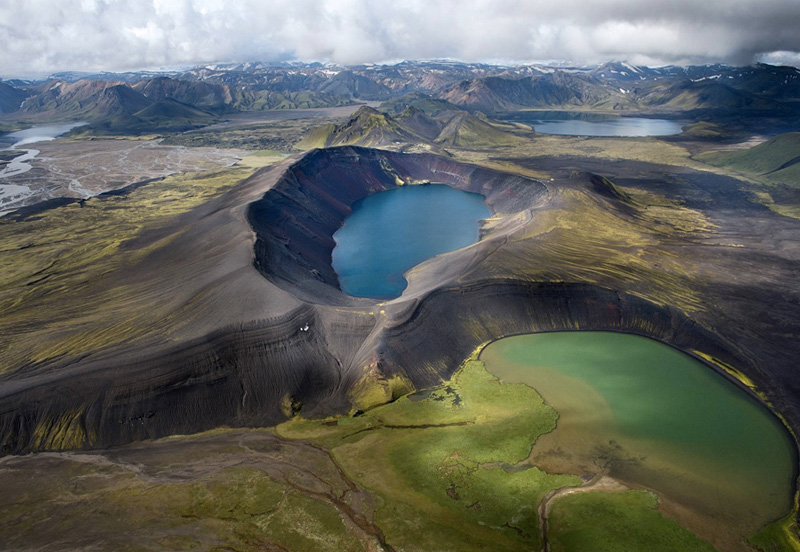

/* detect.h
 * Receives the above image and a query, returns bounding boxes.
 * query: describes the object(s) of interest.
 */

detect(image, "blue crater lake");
[332,184,491,299]
[501,111,684,137]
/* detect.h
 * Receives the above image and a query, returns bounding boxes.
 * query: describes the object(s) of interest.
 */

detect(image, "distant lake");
[501,111,684,137]
[0,122,86,148]
[332,184,490,299]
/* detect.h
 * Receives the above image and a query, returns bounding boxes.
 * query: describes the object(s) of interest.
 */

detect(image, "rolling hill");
[431,111,527,147]
[317,70,393,100]
[699,132,800,187]
[297,103,529,150]
[16,79,222,134]
[297,106,421,148]
[637,79,783,111]
[74,98,221,135]
[379,92,465,117]
[232,89,353,110]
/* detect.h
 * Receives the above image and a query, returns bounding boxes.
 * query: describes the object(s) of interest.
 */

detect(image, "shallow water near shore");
[480,331,797,541]
[332,184,490,299]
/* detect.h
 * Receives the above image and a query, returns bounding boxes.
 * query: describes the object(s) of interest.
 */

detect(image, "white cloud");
[0,0,798,77]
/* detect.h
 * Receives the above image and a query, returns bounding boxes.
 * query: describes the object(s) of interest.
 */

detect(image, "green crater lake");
[480,332,797,538]
[332,184,490,299]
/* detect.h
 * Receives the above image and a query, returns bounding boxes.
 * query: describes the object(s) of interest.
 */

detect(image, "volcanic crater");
[1,146,799,461]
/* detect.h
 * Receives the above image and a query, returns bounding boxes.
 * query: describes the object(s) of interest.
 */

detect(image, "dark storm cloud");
[1,0,799,76]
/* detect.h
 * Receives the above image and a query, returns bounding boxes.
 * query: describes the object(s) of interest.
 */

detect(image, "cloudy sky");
[1,0,799,77]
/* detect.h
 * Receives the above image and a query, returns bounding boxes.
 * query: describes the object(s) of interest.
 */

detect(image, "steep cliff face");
[0,306,355,454]
[377,280,737,389]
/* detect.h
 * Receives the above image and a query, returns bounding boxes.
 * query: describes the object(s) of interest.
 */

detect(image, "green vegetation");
[295,106,420,149]
[698,132,800,193]
[591,174,635,204]
[295,103,529,150]
[481,332,796,550]
[698,133,800,185]
[379,93,463,116]
[163,118,324,151]
[681,121,731,140]
[0,121,28,133]
[697,132,800,219]
[433,111,528,148]
[236,89,354,110]
[0,156,285,371]
[0,356,731,551]
[489,187,712,313]
[158,467,370,552]
[751,508,800,552]
[547,491,717,552]
[280,359,581,551]
[0,432,380,551]
[76,99,221,136]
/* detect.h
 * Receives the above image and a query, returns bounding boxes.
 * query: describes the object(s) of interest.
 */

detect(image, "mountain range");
[0,60,799,133]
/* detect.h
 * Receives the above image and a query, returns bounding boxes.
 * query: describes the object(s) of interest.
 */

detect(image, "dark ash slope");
[1,146,799,459]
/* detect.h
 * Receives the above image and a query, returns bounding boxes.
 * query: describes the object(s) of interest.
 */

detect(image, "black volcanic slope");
[2,146,800,458]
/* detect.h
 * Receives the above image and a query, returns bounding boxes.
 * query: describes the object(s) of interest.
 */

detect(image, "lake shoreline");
[478,330,799,549]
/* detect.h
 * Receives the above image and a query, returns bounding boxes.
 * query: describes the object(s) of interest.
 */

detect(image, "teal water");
[501,111,683,136]
[332,184,490,299]
[481,332,797,535]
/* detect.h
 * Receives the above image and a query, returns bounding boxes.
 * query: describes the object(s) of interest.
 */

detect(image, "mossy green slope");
[548,491,717,552]
[697,132,800,218]
[295,103,528,150]
[279,360,719,551]
[0,434,380,552]
[379,92,465,117]
[751,508,800,552]
[0,155,286,372]
[280,359,579,551]
[295,106,421,149]
[699,133,800,187]
[433,111,528,148]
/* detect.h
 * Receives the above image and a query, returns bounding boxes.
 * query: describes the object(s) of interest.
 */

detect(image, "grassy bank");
[0,153,284,372]
[2,354,780,551]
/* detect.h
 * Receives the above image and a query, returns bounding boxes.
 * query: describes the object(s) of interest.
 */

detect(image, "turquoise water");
[481,332,797,535]
[501,112,683,136]
[332,184,490,299]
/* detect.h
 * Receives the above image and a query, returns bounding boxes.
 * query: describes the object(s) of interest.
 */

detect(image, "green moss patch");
[280,360,581,551]
[548,490,717,552]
